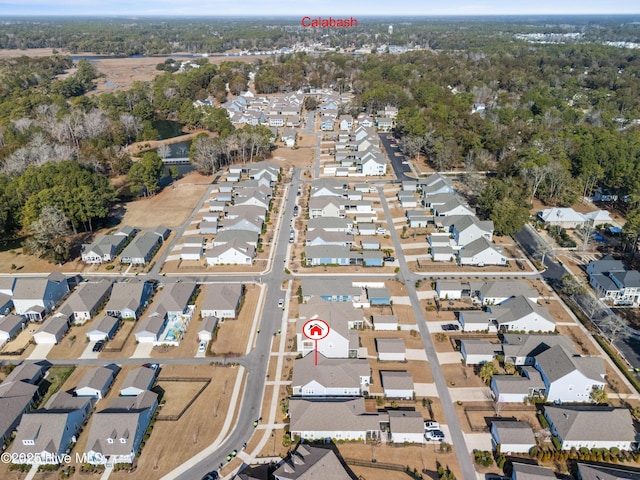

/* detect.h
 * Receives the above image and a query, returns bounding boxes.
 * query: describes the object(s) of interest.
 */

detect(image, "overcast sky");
[0,0,638,16]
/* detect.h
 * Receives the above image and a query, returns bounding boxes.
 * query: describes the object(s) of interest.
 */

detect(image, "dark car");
[383,256,395,262]
[442,324,460,331]
[202,473,219,480]
[92,340,105,352]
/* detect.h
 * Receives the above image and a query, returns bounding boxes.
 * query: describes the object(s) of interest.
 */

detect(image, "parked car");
[92,340,105,352]
[201,473,219,480]
[424,421,440,431]
[441,324,460,331]
[376,227,388,235]
[198,341,207,353]
[278,299,285,309]
[383,256,395,262]
[425,429,445,441]
[293,205,299,216]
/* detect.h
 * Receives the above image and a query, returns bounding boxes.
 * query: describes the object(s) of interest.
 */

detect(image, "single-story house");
[74,365,118,399]
[537,208,587,229]
[544,405,637,451]
[380,370,414,399]
[198,316,218,342]
[491,420,536,454]
[0,314,26,345]
[58,279,113,325]
[81,235,127,264]
[457,237,507,267]
[206,240,255,265]
[104,280,152,320]
[33,314,70,344]
[271,444,357,479]
[305,245,351,266]
[86,315,120,342]
[291,353,371,397]
[576,462,640,480]
[119,231,162,265]
[435,281,465,300]
[376,338,406,362]
[357,222,377,236]
[511,462,557,479]
[368,288,391,305]
[432,246,457,262]
[459,311,496,333]
[388,411,425,444]
[478,281,539,306]
[372,315,398,331]
[407,209,431,228]
[502,333,577,366]
[200,284,244,319]
[198,221,218,235]
[289,397,382,442]
[490,367,546,403]
[119,367,157,396]
[361,239,380,250]
[460,339,497,365]
[180,245,203,261]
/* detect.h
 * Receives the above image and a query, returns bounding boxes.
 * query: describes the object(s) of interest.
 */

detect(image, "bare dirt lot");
[119,172,211,228]
[210,283,261,356]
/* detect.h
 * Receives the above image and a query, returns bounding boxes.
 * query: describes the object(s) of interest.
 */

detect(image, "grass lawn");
[37,366,75,408]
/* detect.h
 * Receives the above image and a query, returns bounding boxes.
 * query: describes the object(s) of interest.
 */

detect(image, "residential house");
[457,237,507,267]
[151,226,170,241]
[458,311,495,332]
[181,245,203,261]
[361,239,380,250]
[135,282,195,344]
[11,392,92,465]
[58,279,113,324]
[339,115,353,131]
[490,367,546,403]
[388,411,425,444]
[376,117,393,131]
[12,272,69,321]
[576,462,640,480]
[206,240,255,265]
[213,230,260,248]
[537,208,587,229]
[300,279,363,304]
[104,280,152,320]
[511,462,557,480]
[0,363,46,445]
[368,288,391,305]
[478,281,539,306]
[502,334,577,366]
[199,220,218,235]
[460,339,498,365]
[398,191,418,208]
[490,421,536,454]
[308,197,346,219]
[198,317,218,342]
[119,231,162,265]
[489,296,556,333]
[372,315,398,331]
[445,216,494,246]
[304,245,351,266]
[433,198,475,217]
[200,283,244,319]
[380,370,414,399]
[119,367,157,396]
[84,390,158,465]
[306,230,354,247]
[289,397,381,442]
[0,277,15,297]
[535,345,606,403]
[81,235,127,264]
[219,215,263,234]
[86,315,120,342]
[544,405,637,450]
[360,155,387,176]
[588,258,640,306]
[0,314,25,345]
[406,209,431,228]
[33,314,70,344]
[307,217,353,233]
[376,338,406,362]
[291,353,371,396]
[271,444,356,480]
[357,222,377,236]
[0,291,12,317]
[435,281,466,300]
[297,298,362,358]
[74,365,118,399]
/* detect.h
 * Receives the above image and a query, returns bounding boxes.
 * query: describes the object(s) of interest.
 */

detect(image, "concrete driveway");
[27,343,54,360]
[436,351,463,364]
[449,387,493,402]
[80,341,100,359]
[131,342,154,358]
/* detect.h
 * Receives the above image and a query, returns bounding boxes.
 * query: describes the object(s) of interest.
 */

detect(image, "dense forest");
[2,16,640,259]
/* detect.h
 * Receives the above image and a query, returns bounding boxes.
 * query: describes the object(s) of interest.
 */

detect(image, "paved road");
[171,170,302,480]
[514,224,565,283]
[376,185,478,480]
[378,133,411,182]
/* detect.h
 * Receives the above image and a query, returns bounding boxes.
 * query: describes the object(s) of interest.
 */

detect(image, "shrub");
[473,450,493,467]
[105,264,115,270]
[552,436,562,451]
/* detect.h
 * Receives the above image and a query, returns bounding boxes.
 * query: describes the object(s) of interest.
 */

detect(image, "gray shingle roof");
[289,398,381,434]
[75,366,116,393]
[376,338,405,354]
[491,420,536,445]
[292,354,369,390]
[272,444,353,480]
[201,283,243,313]
[380,370,414,390]
[511,462,557,479]
[545,406,636,443]
[389,410,424,434]
[104,281,148,314]
[535,345,605,383]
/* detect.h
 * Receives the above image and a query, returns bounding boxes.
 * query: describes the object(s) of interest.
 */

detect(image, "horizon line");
[2,13,640,18]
